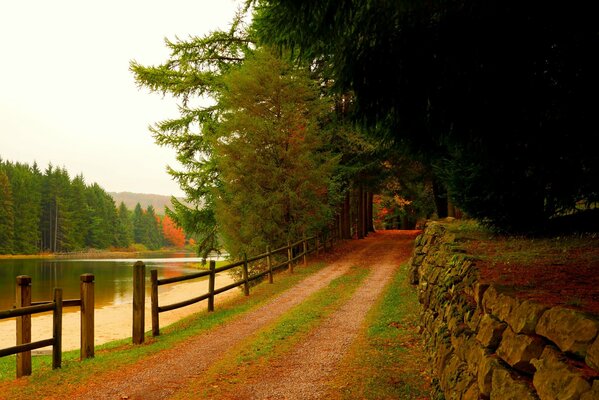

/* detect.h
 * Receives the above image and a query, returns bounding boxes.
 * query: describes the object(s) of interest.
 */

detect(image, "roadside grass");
[173,264,370,399]
[0,261,327,399]
[326,263,430,399]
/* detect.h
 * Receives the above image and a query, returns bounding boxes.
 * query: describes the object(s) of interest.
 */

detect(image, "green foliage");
[131,203,165,250]
[213,49,336,257]
[253,0,599,232]
[0,169,15,253]
[115,201,133,247]
[0,159,137,254]
[131,11,254,257]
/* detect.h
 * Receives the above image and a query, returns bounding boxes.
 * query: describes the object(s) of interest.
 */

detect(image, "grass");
[326,263,430,399]
[0,261,327,399]
[173,264,371,398]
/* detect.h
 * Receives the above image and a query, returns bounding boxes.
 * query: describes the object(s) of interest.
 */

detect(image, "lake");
[0,254,220,311]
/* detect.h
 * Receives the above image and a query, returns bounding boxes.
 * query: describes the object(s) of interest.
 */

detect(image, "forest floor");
[448,221,599,315]
[0,230,430,400]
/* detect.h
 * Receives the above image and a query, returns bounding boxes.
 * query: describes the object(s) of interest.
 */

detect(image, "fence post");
[80,273,94,359]
[267,246,273,284]
[287,241,294,273]
[16,275,32,378]
[242,254,250,296]
[151,269,159,337]
[208,260,216,311]
[52,287,62,369]
[132,261,145,344]
[302,235,307,266]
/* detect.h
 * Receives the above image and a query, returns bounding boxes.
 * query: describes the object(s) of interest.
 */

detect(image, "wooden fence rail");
[0,274,95,378]
[133,233,335,340]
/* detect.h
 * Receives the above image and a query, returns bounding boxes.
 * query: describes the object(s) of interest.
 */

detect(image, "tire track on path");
[68,237,378,400]
[230,230,416,400]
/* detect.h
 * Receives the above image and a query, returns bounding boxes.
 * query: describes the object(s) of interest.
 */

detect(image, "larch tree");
[213,48,336,257]
[130,11,253,257]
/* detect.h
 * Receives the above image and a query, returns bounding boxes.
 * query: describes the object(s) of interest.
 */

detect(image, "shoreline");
[0,274,240,353]
[0,249,197,261]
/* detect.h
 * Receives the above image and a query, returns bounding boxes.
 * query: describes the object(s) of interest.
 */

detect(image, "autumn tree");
[131,11,253,257]
[213,48,335,257]
[161,214,186,248]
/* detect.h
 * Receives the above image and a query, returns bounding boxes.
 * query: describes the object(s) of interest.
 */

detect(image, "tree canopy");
[252,0,599,232]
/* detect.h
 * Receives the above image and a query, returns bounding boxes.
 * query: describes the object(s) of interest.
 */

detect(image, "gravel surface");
[68,233,386,400]
[234,230,414,399]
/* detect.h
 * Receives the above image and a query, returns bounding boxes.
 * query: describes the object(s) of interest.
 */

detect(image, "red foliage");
[161,215,186,248]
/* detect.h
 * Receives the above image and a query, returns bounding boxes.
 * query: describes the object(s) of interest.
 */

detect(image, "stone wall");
[409,221,599,399]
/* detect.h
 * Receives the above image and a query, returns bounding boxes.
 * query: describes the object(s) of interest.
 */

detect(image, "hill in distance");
[109,191,186,214]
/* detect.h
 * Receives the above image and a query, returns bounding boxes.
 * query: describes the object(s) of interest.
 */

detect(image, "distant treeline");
[0,159,187,255]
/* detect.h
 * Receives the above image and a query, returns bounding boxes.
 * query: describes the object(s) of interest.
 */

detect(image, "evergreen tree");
[132,202,145,244]
[69,174,90,250]
[8,163,42,254]
[0,170,15,254]
[213,49,335,257]
[131,11,253,257]
[143,205,163,250]
[85,183,118,249]
[116,201,133,248]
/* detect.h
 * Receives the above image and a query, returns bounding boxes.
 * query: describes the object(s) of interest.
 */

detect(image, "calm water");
[0,254,218,311]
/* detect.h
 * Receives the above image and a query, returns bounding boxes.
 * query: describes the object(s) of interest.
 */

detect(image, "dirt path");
[234,231,415,399]
[66,231,416,400]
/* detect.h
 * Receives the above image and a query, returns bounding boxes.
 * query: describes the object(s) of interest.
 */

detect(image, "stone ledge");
[531,346,592,400]
[536,307,599,359]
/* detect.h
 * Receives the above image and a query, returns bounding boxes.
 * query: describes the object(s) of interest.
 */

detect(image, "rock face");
[411,221,599,400]
[535,307,599,358]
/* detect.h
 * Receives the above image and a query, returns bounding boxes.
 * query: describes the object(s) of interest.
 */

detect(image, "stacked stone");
[409,221,599,399]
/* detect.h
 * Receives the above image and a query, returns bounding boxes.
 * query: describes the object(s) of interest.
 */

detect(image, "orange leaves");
[161,214,186,248]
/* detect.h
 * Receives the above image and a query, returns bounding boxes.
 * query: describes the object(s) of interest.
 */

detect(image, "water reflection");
[0,256,220,311]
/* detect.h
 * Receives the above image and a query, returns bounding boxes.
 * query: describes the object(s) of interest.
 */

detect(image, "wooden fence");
[0,274,95,378]
[132,233,337,341]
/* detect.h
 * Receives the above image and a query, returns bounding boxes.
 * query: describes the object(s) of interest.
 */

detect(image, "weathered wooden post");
[266,246,273,284]
[302,235,308,266]
[52,287,63,369]
[287,241,294,273]
[16,275,32,377]
[208,260,216,311]
[151,269,159,336]
[132,261,145,344]
[242,254,250,296]
[80,273,94,359]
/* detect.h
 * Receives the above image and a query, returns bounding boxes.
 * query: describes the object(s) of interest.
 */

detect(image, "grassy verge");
[174,264,370,399]
[0,261,327,399]
[326,263,430,399]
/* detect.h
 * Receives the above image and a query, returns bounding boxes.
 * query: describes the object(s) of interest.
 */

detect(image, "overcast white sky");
[0,0,241,197]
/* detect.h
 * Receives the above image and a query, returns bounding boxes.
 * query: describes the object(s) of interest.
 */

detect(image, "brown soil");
[462,230,599,315]
[55,230,419,400]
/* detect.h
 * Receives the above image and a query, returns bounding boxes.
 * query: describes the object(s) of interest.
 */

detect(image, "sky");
[0,0,242,197]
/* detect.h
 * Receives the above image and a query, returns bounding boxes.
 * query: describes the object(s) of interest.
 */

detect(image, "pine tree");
[132,203,145,245]
[213,49,336,257]
[8,163,42,253]
[116,201,133,248]
[0,170,15,254]
[143,205,163,250]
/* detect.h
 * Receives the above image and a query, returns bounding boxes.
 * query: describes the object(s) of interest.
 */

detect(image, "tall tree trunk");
[432,178,448,218]
[357,186,364,239]
[342,191,351,239]
[367,192,375,232]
